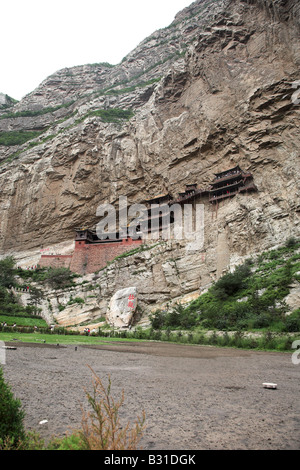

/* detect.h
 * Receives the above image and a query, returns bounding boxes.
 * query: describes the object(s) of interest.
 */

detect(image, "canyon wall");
[0,0,299,322]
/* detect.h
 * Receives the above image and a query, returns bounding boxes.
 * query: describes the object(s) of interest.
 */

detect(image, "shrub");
[212,262,252,300]
[44,267,75,289]
[220,331,231,347]
[0,367,26,448]
[149,310,166,329]
[232,330,245,348]
[285,237,297,248]
[209,331,218,345]
[284,309,300,332]
[48,433,84,450]
[68,297,85,305]
[260,330,276,350]
[75,369,145,450]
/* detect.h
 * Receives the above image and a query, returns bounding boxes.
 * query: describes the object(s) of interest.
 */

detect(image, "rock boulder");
[107,287,138,328]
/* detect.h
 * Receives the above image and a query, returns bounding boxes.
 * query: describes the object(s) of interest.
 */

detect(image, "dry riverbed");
[2,340,300,450]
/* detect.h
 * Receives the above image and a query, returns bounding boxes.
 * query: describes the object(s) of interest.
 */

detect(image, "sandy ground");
[2,340,300,450]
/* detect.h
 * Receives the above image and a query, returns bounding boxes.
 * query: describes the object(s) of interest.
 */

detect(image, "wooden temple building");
[209,165,257,203]
[39,165,257,274]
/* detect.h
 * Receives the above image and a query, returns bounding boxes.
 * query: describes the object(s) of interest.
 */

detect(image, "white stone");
[263,383,277,389]
[107,287,138,328]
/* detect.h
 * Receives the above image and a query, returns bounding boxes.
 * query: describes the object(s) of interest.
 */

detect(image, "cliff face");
[0,0,299,314]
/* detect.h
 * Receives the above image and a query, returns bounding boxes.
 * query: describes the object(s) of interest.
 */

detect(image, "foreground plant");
[0,364,145,450]
[51,367,146,450]
[0,367,26,449]
[78,368,146,450]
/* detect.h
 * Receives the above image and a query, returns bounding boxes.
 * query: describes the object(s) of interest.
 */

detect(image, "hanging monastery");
[38,166,257,275]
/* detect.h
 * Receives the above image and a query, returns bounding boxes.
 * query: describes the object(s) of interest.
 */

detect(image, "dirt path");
[2,341,300,450]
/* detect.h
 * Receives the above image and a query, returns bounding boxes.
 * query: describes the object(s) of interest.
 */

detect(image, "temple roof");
[214,165,241,177]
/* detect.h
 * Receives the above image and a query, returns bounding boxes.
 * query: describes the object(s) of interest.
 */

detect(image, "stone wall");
[39,254,73,269]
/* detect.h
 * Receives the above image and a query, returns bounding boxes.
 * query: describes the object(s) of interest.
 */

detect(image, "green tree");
[45,267,74,289]
[212,262,252,299]
[149,310,166,329]
[0,367,26,448]
[0,256,16,288]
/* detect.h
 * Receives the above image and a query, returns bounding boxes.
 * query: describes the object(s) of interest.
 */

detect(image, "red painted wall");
[70,238,143,275]
[38,239,143,275]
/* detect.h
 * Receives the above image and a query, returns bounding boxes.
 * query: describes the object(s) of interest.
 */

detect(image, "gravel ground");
[2,340,300,450]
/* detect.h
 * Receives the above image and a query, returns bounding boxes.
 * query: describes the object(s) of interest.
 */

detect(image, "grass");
[0,331,146,346]
[0,315,47,328]
[0,327,297,353]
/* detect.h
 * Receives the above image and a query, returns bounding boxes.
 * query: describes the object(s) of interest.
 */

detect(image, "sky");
[1,0,194,101]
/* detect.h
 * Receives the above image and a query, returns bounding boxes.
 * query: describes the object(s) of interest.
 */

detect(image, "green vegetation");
[14,265,78,289]
[0,130,43,146]
[0,367,25,448]
[0,257,41,321]
[0,101,74,120]
[63,370,145,450]
[107,243,161,266]
[0,133,57,166]
[0,256,16,288]
[0,315,47,328]
[0,331,144,345]
[148,238,300,335]
[0,239,299,353]
[105,326,298,353]
[0,76,159,164]
[0,323,298,353]
[76,107,134,125]
[68,296,85,305]
[0,367,145,450]
[91,108,134,123]
[0,94,18,109]
[88,62,115,68]
[104,78,161,96]
[0,259,78,329]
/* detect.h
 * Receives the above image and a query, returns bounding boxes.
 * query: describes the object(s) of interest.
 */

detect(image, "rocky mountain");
[0,93,17,109]
[0,0,299,325]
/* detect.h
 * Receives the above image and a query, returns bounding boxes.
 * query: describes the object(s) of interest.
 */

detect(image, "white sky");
[1,0,193,101]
